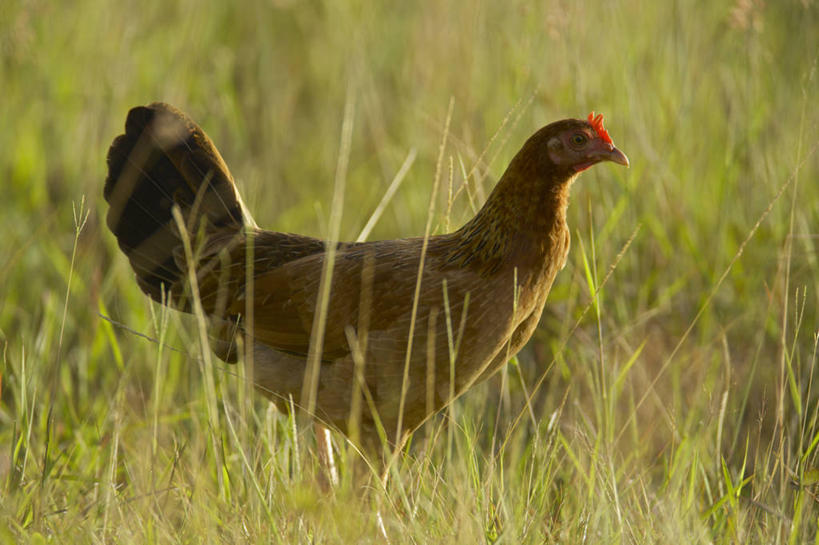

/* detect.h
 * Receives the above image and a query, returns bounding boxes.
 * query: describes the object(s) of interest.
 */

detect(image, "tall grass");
[1,0,817,542]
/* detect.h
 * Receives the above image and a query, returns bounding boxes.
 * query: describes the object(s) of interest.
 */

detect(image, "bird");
[104,103,628,450]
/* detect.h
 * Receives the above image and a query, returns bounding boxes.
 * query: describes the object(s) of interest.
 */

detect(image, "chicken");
[104,103,628,448]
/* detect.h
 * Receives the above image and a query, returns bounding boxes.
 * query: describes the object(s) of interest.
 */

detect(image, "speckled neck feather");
[446,153,574,274]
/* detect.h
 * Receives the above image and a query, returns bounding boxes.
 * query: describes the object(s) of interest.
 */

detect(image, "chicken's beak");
[583,139,629,168]
[599,144,629,167]
[573,141,630,173]
[607,146,629,167]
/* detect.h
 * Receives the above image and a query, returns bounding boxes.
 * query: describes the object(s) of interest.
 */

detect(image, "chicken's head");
[541,112,629,174]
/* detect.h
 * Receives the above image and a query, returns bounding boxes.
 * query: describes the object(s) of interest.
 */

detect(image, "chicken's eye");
[571,134,587,146]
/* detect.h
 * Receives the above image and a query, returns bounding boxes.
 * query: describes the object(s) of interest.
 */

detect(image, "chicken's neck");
[447,167,575,274]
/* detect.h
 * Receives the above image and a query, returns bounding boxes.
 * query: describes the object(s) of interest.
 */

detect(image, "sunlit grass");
[1,0,818,542]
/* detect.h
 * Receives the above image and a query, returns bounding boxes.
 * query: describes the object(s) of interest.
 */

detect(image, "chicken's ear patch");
[587,112,613,145]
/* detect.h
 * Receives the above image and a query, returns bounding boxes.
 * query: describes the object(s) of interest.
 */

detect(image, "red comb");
[588,111,613,145]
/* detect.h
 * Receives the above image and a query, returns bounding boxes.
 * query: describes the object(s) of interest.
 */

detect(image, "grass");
[1,0,818,542]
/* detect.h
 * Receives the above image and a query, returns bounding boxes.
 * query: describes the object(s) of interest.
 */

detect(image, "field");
[1,0,818,542]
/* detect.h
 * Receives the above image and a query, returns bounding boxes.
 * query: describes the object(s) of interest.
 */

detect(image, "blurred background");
[1,0,817,542]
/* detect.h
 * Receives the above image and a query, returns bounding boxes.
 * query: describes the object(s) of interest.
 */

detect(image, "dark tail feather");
[104,102,245,305]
